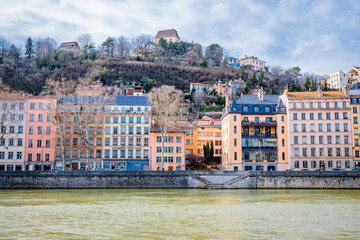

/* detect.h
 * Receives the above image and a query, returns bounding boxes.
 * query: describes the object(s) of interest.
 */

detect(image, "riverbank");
[1,171,360,189]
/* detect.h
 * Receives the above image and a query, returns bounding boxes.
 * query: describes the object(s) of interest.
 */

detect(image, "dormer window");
[254,106,259,112]
[243,106,248,112]
[265,106,270,113]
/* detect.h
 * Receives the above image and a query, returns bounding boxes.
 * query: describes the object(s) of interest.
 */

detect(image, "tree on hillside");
[305,76,311,91]
[77,33,94,50]
[132,34,154,59]
[151,85,184,170]
[205,44,223,67]
[116,36,131,58]
[35,38,57,68]
[7,44,20,63]
[102,37,116,57]
[25,37,35,60]
[0,38,11,64]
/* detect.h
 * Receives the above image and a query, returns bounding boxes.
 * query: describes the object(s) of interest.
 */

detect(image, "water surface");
[0,189,359,239]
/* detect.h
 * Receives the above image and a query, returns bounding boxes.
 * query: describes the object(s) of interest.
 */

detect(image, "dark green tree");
[304,76,311,91]
[209,141,214,163]
[102,37,115,57]
[205,43,223,67]
[25,37,34,60]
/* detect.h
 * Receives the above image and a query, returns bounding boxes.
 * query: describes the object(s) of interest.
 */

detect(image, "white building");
[103,95,151,171]
[330,70,348,90]
[0,95,26,171]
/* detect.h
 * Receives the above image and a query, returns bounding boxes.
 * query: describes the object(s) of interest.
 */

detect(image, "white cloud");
[0,0,359,74]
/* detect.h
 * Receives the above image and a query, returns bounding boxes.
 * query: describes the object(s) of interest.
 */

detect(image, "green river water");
[0,189,359,239]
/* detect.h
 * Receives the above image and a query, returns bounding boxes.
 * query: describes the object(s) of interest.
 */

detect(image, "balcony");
[242,121,277,126]
[242,134,277,138]
[242,146,277,152]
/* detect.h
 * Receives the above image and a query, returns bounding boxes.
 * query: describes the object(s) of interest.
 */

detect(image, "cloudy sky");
[1,0,359,74]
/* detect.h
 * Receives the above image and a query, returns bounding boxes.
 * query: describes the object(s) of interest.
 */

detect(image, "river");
[0,189,359,239]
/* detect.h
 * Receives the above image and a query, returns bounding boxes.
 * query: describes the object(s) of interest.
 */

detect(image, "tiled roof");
[190,83,205,86]
[288,91,347,99]
[155,29,180,39]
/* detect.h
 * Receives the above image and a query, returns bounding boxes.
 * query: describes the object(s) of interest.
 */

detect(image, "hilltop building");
[155,29,180,44]
[217,79,245,97]
[58,41,80,51]
[329,70,347,90]
[238,56,266,70]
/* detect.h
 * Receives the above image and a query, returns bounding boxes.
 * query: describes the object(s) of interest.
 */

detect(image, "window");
[96,138,102,146]
[281,126,284,134]
[310,136,315,144]
[105,150,110,158]
[121,127,126,134]
[318,102,321,108]
[319,124,323,132]
[294,124,298,132]
[255,117,259,123]
[327,136,332,144]
[311,148,315,157]
[353,107,358,113]
[302,124,306,132]
[326,102,330,108]
[129,127,133,134]
[293,102,297,109]
[29,114,34,122]
[327,124,331,132]
[302,136,306,144]
[343,113,348,119]
[129,117,133,123]
[343,101,347,108]
[355,117,358,124]
[176,136,181,143]
[136,127,141,134]
[234,126,237,134]
[37,126,42,134]
[303,161,308,168]
[46,140,50,148]
[176,157,181,163]
[17,138,23,146]
[345,148,349,156]
[334,102,338,108]
[310,124,314,132]
[28,139,33,148]
[301,102,305,109]
[294,148,299,156]
[319,136,323,144]
[281,116,284,122]
[301,113,305,120]
[113,150,118,159]
[293,113,298,120]
[105,138,110,146]
[113,127,118,135]
[243,106,248,112]
[344,136,349,144]
[176,147,182,153]
[254,106,259,112]
[320,148,324,156]
[136,150,141,158]
[344,124,348,131]
[294,136,298,144]
[234,116,237,121]
[105,127,110,135]
[38,114,43,122]
[328,148,332,156]
[265,106,270,112]
[137,117,141,123]
[326,113,330,119]
[30,103,35,109]
[336,148,341,156]
[309,102,313,108]
[18,126,23,134]
[318,113,322,119]
[310,113,314,120]
[234,138,237,146]
[295,161,299,168]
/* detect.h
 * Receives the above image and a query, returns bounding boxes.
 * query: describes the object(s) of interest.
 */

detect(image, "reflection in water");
[0,189,359,239]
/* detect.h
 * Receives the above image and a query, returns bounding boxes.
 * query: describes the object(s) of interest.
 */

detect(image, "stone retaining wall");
[0,171,359,189]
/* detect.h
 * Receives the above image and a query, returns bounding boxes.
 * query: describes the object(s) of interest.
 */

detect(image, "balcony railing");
[242,146,277,152]
[242,121,277,126]
[242,134,277,138]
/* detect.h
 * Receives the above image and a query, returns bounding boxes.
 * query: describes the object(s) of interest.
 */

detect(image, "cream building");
[155,29,180,44]
[103,95,151,171]
[238,55,266,71]
[329,70,347,90]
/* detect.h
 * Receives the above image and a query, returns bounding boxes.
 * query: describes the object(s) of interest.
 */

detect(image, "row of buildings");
[227,56,266,71]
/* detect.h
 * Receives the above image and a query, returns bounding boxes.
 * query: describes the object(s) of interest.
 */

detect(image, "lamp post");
[41,146,44,171]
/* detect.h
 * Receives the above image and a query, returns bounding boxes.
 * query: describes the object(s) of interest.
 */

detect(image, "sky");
[0,0,359,75]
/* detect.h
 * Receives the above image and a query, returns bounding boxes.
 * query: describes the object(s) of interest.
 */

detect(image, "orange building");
[149,125,186,171]
[176,121,198,156]
[197,118,222,162]
[25,97,57,170]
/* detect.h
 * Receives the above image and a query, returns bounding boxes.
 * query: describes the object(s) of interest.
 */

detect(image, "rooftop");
[235,95,280,105]
[155,29,180,39]
[288,91,347,99]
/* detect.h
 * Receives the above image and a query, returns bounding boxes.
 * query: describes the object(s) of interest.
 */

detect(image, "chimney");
[317,85,323,97]
[258,87,264,101]
[284,88,289,97]
[225,94,230,108]
[343,84,349,97]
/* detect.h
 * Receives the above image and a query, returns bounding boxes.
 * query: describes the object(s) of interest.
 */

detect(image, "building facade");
[102,95,151,171]
[149,126,186,171]
[190,83,205,95]
[350,83,360,169]
[222,90,288,171]
[329,70,347,90]
[176,121,198,156]
[217,80,245,97]
[348,66,360,85]
[25,97,57,170]
[197,118,222,162]
[238,56,265,70]
[286,89,353,171]
[0,94,26,171]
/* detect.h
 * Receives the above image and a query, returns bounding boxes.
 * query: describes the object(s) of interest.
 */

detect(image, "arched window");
[334,101,338,108]
[342,101,347,108]
[309,102,313,108]
[293,102,297,109]
[301,102,305,109]
[318,101,322,108]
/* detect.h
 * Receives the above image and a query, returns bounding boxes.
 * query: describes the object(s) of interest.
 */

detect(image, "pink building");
[25,97,57,170]
[149,126,186,171]
[217,80,245,97]
[285,88,353,171]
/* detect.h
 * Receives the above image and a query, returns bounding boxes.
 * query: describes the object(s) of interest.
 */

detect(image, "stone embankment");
[0,171,359,189]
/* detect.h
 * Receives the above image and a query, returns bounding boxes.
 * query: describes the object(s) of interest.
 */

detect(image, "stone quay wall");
[0,171,359,189]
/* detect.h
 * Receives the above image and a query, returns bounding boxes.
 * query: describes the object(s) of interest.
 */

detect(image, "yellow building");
[155,29,180,44]
[176,121,198,156]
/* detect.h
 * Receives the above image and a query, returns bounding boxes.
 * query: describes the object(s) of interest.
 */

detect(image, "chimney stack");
[284,88,289,97]
[258,87,264,101]
[317,85,323,97]
[343,84,349,97]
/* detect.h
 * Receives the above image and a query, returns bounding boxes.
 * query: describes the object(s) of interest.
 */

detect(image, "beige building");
[348,66,360,85]
[286,88,353,171]
[238,55,265,71]
[221,90,288,171]
[155,29,180,44]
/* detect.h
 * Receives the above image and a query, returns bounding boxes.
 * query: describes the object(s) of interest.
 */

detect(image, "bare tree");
[151,85,184,170]
[116,36,131,58]
[35,38,57,68]
[0,38,11,64]
[131,34,154,58]
[192,93,206,119]
[42,78,76,170]
[77,33,94,50]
